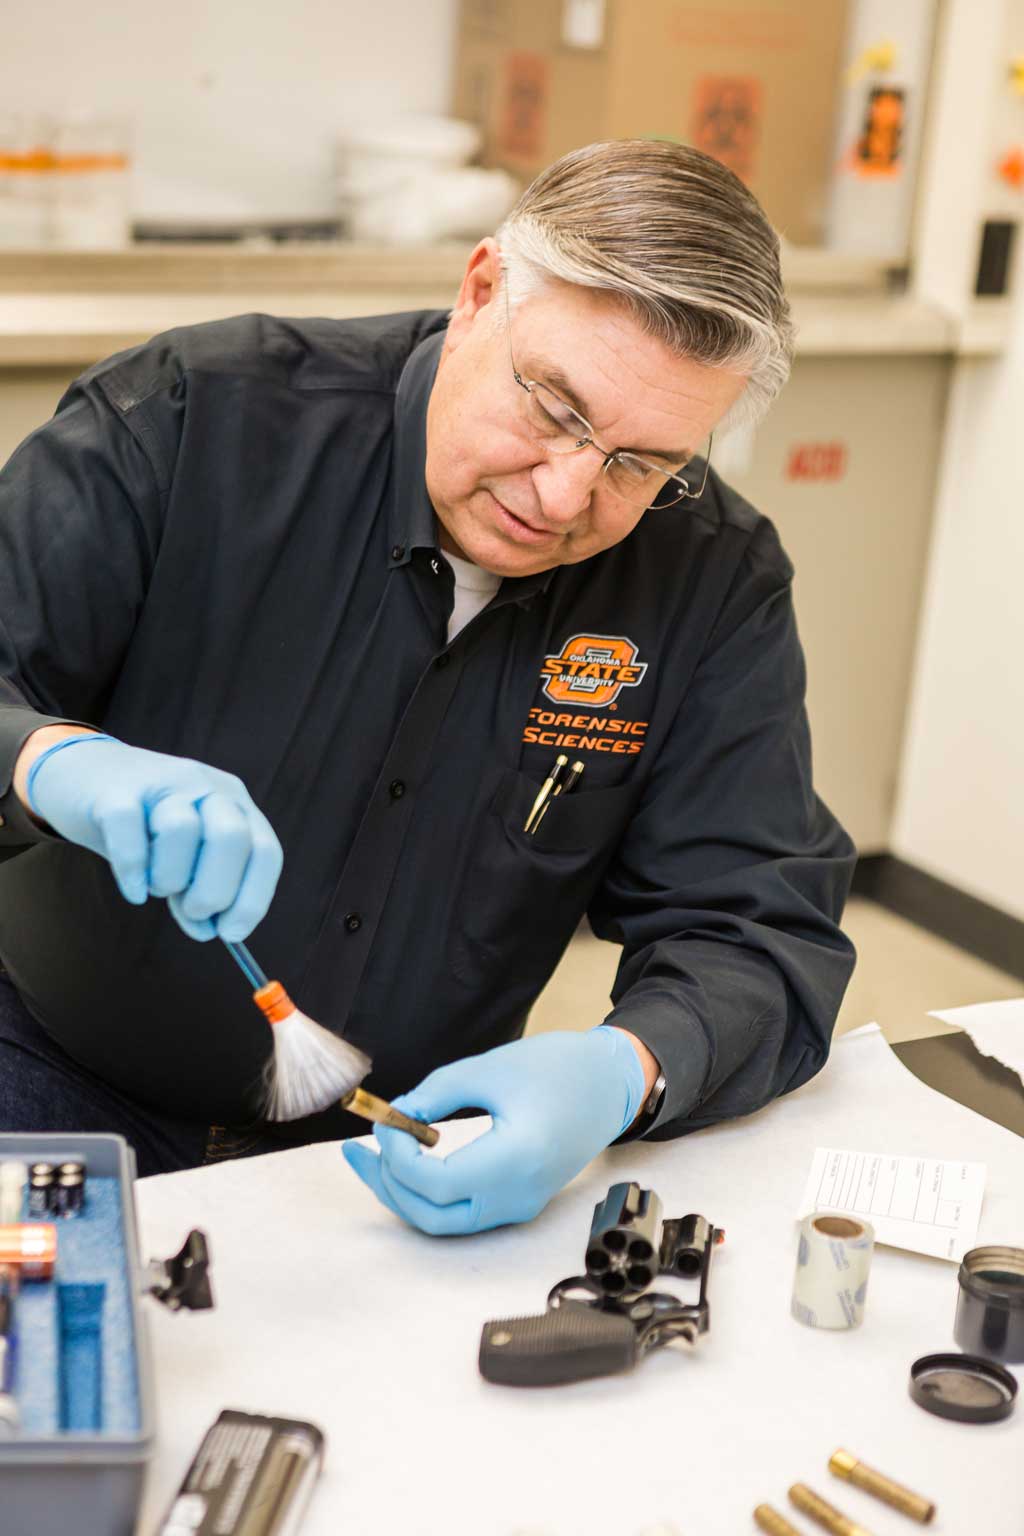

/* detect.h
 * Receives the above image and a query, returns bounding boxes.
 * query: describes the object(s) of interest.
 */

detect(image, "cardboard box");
[453,0,851,246]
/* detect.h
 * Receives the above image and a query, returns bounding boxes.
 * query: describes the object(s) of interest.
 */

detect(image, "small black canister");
[53,1160,86,1218]
[954,1245,1024,1363]
[27,1161,56,1217]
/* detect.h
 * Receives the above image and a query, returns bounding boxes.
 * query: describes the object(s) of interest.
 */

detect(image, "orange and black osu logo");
[541,633,648,709]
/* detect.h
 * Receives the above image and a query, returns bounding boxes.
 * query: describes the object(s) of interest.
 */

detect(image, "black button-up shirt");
[0,308,855,1139]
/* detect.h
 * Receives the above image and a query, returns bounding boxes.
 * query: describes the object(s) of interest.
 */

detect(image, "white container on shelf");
[336,114,517,244]
[49,117,132,249]
[0,114,53,247]
[337,115,481,197]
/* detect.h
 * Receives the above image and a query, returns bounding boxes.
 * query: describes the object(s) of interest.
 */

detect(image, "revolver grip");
[479,1308,638,1385]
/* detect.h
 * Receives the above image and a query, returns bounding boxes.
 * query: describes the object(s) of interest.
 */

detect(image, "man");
[0,141,855,1231]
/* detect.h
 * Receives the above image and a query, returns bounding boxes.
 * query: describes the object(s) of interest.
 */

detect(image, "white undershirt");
[444,549,501,643]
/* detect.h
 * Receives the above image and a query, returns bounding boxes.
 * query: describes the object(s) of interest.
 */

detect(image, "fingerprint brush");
[223,939,371,1121]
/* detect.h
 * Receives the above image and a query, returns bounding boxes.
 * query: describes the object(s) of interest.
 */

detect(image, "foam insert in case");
[0,1133,154,1536]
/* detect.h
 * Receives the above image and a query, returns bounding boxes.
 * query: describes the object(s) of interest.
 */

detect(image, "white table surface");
[133,1026,1024,1536]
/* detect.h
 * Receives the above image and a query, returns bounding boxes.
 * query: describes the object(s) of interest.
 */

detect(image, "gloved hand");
[342,1026,647,1235]
[26,733,283,942]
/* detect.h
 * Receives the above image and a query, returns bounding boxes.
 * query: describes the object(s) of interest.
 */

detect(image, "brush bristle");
[263,1006,371,1121]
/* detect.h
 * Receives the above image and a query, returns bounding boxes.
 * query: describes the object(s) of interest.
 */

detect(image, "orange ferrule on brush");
[253,980,294,1025]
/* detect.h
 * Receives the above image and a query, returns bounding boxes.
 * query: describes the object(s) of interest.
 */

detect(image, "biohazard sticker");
[541,633,648,709]
[499,52,548,160]
[691,76,762,182]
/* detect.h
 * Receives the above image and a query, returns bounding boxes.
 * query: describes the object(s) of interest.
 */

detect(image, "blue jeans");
[0,970,276,1176]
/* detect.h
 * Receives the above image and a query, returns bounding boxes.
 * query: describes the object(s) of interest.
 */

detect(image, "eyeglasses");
[503,284,712,510]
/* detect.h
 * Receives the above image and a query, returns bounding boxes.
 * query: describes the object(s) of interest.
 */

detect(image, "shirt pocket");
[451,768,638,993]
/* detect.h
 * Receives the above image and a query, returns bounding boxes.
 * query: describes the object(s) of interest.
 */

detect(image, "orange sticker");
[853,87,904,179]
[540,634,648,709]
[499,52,548,160]
[691,76,761,181]
[786,443,848,482]
[998,147,1024,190]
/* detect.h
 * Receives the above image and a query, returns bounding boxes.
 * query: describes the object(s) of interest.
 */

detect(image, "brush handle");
[222,938,270,991]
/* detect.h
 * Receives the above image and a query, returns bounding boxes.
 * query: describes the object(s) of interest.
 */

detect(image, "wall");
[890,0,1024,921]
[0,0,458,221]
[891,290,1024,921]
[728,353,948,855]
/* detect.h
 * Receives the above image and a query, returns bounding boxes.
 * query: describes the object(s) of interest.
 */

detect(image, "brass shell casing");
[754,1504,804,1535]
[829,1449,936,1524]
[789,1483,875,1536]
[341,1088,440,1147]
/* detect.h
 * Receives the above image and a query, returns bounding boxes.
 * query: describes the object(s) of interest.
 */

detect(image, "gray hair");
[495,140,794,432]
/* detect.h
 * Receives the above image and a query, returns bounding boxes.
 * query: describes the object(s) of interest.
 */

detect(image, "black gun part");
[657,1212,724,1338]
[480,1290,703,1386]
[480,1184,723,1386]
[585,1182,664,1296]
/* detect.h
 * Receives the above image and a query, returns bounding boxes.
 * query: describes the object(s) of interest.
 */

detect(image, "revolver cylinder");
[585,1182,663,1296]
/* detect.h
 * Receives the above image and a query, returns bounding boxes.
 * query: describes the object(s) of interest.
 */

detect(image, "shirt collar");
[386,325,558,606]
[388,328,445,567]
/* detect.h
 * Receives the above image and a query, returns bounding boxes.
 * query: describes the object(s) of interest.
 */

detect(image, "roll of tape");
[791,1213,874,1329]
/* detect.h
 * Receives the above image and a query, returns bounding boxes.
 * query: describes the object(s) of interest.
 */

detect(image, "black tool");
[146,1229,215,1312]
[156,1408,325,1535]
[479,1182,723,1386]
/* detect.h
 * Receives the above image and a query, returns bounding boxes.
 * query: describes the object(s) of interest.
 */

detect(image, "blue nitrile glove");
[342,1026,647,1235]
[26,733,283,942]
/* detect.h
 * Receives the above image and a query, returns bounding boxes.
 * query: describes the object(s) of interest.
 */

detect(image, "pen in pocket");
[527,759,585,836]
[523,753,568,834]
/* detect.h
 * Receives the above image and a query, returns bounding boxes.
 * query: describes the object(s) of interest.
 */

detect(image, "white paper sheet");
[797,1146,986,1260]
[929,997,1024,1086]
[134,1024,1024,1536]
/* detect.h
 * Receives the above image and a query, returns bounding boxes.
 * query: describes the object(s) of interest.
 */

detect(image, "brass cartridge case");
[341,1087,439,1147]
[789,1482,875,1536]
[754,1504,804,1536]
[829,1449,935,1524]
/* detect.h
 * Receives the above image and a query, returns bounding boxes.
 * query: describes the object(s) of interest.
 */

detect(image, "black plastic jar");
[954,1245,1024,1363]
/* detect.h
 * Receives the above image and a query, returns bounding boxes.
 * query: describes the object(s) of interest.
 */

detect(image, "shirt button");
[435,653,451,669]
[343,912,362,933]
[391,544,405,561]
[389,779,406,800]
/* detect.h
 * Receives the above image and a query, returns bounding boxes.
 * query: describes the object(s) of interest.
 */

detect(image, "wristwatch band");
[641,1071,667,1124]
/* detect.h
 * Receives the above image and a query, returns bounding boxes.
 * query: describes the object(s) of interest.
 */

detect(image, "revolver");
[479,1182,724,1386]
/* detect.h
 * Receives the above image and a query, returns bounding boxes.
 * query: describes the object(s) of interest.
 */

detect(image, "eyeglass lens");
[521,380,702,508]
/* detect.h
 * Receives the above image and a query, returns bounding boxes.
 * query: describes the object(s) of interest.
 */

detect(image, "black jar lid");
[910,1352,1018,1423]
